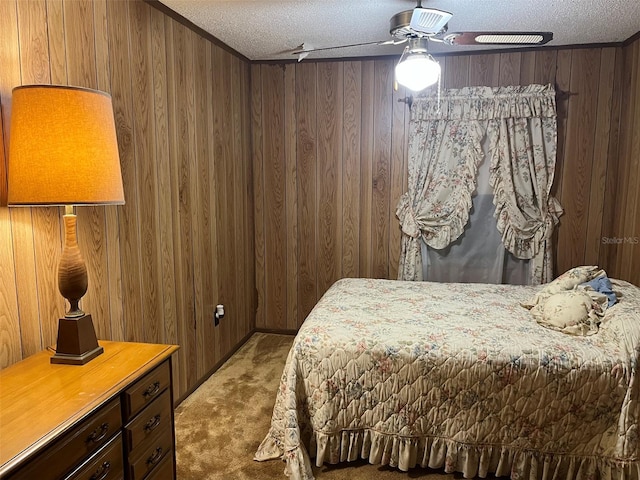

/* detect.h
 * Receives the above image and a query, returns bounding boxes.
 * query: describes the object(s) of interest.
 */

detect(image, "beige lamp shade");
[8,84,124,206]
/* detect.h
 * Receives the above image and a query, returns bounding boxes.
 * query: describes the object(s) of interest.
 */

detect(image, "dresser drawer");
[142,452,174,480]
[124,389,172,453]
[8,397,122,480]
[65,434,124,480]
[123,361,171,421]
[127,427,173,480]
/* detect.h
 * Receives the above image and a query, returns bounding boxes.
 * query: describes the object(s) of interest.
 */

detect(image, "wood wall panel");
[443,55,469,88]
[95,0,124,344]
[240,60,254,340]
[468,53,501,86]
[216,48,235,355]
[585,48,617,265]
[206,42,222,366]
[388,79,407,280]
[0,0,19,204]
[626,41,640,284]
[193,34,208,379]
[129,0,161,345]
[284,64,299,331]
[9,207,41,357]
[32,209,65,348]
[210,44,228,361]
[150,6,174,348]
[253,43,640,330]
[251,64,266,329]
[173,21,197,393]
[162,14,184,395]
[262,65,286,330]
[316,62,343,294]
[499,52,521,86]
[0,0,255,405]
[371,61,393,279]
[108,0,143,344]
[231,54,244,345]
[0,85,20,364]
[551,49,572,202]
[342,61,362,279]
[613,38,640,285]
[0,204,20,366]
[519,52,536,85]
[600,48,625,276]
[296,63,318,325]
[557,49,600,272]
[47,0,66,84]
[534,50,558,85]
[359,61,375,280]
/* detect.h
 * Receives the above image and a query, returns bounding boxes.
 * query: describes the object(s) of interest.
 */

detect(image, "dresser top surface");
[0,341,179,475]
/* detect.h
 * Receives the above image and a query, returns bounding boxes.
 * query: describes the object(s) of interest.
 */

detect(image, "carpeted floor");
[174,332,468,480]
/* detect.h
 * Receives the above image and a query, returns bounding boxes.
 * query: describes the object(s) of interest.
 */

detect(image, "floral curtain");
[397,84,562,284]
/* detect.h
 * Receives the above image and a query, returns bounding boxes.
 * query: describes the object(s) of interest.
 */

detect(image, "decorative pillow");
[521,266,605,309]
[531,290,602,336]
[547,265,604,290]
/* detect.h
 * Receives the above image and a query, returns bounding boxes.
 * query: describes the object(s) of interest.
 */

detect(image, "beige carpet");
[175,332,468,480]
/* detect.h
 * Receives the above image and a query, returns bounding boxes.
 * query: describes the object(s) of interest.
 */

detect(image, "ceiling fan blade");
[274,43,307,55]
[443,31,553,46]
[291,39,404,56]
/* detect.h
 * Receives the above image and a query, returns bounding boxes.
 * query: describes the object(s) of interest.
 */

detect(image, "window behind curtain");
[421,143,530,284]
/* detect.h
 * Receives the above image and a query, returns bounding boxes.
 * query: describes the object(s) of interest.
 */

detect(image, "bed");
[255,273,640,480]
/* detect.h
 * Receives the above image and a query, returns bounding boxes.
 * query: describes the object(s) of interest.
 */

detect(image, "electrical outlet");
[214,304,224,326]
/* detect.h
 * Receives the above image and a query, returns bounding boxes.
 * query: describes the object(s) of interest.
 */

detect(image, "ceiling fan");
[292,0,553,61]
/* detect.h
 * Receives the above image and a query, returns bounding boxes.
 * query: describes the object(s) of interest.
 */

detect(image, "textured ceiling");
[158,0,640,61]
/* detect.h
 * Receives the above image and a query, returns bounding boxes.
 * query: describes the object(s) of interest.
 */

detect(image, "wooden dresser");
[0,341,179,480]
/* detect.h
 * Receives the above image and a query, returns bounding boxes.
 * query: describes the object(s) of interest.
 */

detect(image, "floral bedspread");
[255,278,640,480]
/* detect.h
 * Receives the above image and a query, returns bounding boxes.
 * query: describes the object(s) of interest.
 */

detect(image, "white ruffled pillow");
[521,265,605,309]
[532,290,603,336]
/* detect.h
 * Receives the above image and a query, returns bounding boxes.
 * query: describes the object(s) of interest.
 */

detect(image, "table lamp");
[7,84,124,365]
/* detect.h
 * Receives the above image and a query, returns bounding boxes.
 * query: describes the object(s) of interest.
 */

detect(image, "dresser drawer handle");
[146,447,163,466]
[86,423,110,444]
[89,461,111,480]
[143,381,161,399]
[144,414,162,433]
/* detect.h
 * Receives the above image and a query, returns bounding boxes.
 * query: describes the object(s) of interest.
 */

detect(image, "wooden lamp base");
[50,314,104,365]
[51,209,103,365]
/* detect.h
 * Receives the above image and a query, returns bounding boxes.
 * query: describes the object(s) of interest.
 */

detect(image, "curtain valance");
[411,84,557,121]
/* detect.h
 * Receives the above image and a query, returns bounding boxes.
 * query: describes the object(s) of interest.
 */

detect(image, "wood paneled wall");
[252,61,409,330]
[0,0,255,402]
[252,44,640,330]
[607,37,640,286]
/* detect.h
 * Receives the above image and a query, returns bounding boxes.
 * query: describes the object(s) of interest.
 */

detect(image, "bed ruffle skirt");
[255,429,640,480]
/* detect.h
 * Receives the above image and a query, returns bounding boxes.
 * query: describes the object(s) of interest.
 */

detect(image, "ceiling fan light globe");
[395,54,440,92]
